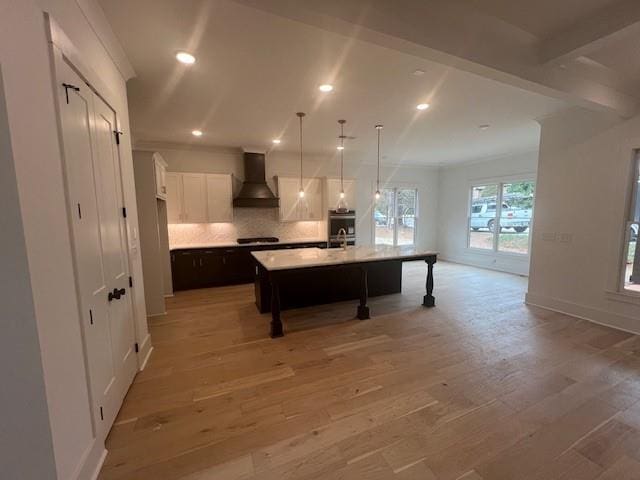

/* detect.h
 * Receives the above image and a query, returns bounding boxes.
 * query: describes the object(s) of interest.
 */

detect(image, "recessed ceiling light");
[337,145,344,150]
[272,139,281,144]
[192,129,203,137]
[413,69,425,76]
[416,103,430,110]
[478,124,491,130]
[176,51,196,64]
[319,84,334,92]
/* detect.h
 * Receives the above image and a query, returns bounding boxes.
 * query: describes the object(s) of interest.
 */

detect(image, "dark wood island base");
[253,252,437,338]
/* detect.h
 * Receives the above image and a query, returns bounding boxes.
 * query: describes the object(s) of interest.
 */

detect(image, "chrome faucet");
[337,228,348,250]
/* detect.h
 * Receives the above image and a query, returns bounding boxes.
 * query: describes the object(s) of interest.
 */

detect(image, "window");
[622,154,640,294]
[374,187,418,246]
[468,180,535,255]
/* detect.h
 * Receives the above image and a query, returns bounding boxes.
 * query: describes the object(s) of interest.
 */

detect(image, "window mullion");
[494,183,502,252]
[393,188,399,247]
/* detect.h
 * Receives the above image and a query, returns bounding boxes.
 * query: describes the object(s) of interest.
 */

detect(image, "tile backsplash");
[168,208,324,246]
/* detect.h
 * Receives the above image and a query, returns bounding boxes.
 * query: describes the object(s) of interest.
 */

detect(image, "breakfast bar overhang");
[252,246,438,337]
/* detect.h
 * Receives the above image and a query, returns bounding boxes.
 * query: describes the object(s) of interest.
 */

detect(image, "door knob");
[109,287,126,301]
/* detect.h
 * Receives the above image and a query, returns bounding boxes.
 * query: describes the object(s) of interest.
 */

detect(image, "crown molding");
[133,140,242,156]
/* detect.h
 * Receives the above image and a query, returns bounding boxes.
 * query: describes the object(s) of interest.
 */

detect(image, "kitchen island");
[252,245,437,337]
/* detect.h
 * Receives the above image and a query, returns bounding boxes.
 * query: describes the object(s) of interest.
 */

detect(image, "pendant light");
[374,124,383,200]
[296,112,306,198]
[336,119,349,212]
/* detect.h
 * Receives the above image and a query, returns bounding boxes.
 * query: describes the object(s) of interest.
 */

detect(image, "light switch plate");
[558,233,572,243]
[542,232,556,241]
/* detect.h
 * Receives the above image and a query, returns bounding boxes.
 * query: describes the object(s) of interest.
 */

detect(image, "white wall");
[0,1,146,478]
[437,151,538,275]
[144,145,440,250]
[0,60,58,480]
[527,107,640,333]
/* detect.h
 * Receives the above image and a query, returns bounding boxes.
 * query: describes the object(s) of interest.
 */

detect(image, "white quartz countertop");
[251,245,437,271]
[170,238,327,250]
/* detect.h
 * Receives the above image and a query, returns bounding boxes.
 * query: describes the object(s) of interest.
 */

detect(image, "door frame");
[46,14,151,367]
[48,19,140,437]
[372,183,419,247]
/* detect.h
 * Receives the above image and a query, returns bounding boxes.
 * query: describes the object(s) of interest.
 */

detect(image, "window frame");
[618,151,640,296]
[372,185,419,247]
[466,176,536,257]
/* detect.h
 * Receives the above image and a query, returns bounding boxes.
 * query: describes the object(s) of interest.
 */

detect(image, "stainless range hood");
[233,152,280,208]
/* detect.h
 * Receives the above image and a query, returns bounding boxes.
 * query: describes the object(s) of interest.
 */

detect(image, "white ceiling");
[458,0,622,38]
[100,0,569,165]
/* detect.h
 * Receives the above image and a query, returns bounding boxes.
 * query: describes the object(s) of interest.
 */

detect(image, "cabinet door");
[166,173,182,223]
[181,173,208,223]
[206,174,233,223]
[170,252,193,290]
[199,251,225,288]
[223,249,255,283]
[326,178,356,212]
[154,156,167,199]
[278,177,301,222]
[304,178,323,220]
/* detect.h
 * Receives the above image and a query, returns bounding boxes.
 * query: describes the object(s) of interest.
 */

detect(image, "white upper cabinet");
[278,176,300,222]
[166,173,182,223]
[166,172,233,224]
[326,178,356,212]
[302,177,323,220]
[181,174,208,223]
[153,153,168,200]
[277,176,323,222]
[206,174,233,223]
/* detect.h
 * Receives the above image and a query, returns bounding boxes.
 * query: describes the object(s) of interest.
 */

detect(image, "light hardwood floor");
[99,261,640,480]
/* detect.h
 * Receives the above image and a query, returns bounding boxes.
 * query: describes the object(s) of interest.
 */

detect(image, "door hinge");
[122,207,127,218]
[114,130,124,145]
[89,309,93,325]
[99,406,104,421]
[134,343,139,353]
[77,203,82,219]
[62,83,80,104]
[129,276,133,288]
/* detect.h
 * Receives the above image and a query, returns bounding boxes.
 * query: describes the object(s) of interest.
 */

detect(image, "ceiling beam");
[233,0,639,117]
[540,0,640,65]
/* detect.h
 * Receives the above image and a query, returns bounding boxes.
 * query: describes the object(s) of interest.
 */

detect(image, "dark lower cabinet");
[200,251,225,287]
[221,249,255,284]
[171,251,199,291]
[171,242,326,291]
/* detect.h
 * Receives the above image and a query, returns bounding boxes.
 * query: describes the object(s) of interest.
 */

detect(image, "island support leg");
[269,273,284,338]
[423,257,436,307]
[357,266,370,320]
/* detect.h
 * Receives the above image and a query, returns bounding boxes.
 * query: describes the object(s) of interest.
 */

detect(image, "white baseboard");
[525,292,640,335]
[74,438,106,480]
[137,333,153,370]
[140,346,153,370]
[440,254,529,277]
[87,449,108,480]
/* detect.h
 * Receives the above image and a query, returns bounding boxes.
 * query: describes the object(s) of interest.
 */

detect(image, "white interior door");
[92,94,137,418]
[57,58,136,434]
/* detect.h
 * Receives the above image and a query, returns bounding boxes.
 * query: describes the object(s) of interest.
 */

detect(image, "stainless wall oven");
[328,210,356,247]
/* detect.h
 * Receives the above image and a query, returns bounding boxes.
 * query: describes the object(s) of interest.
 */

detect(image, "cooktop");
[237,237,280,245]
